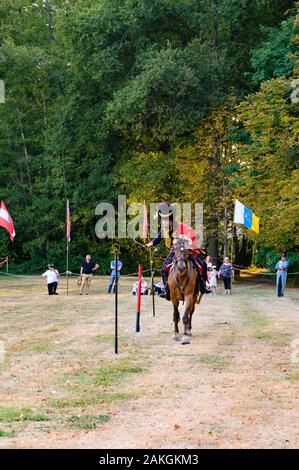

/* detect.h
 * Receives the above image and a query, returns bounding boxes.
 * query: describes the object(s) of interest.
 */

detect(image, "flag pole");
[115,247,119,353]
[66,199,71,296]
[149,248,156,317]
[135,264,142,333]
[231,222,234,263]
[113,242,120,354]
[66,241,69,296]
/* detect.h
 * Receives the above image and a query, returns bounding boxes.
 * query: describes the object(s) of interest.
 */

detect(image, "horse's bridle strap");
[174,260,191,293]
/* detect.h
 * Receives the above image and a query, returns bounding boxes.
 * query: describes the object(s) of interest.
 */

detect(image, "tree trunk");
[16,107,32,191]
[211,0,218,59]
[223,204,228,258]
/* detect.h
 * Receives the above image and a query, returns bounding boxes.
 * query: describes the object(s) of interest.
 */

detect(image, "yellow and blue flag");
[234,200,259,233]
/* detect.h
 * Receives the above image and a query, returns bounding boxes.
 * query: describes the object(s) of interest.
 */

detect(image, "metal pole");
[231,223,234,262]
[150,249,155,317]
[135,264,142,332]
[66,242,69,296]
[6,256,8,274]
[114,245,119,354]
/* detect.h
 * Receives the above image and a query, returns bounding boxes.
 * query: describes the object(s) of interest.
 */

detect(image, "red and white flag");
[0,201,15,241]
[66,199,71,242]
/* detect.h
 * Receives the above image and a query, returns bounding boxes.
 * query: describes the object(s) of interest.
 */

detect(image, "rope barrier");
[241,270,299,276]
[0,268,153,278]
[0,271,35,278]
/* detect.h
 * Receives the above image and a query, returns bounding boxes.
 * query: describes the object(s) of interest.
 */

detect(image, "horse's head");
[173,238,191,274]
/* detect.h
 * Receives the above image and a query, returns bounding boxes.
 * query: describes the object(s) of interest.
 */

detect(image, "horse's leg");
[187,299,196,336]
[181,298,192,345]
[172,299,180,341]
[187,270,199,336]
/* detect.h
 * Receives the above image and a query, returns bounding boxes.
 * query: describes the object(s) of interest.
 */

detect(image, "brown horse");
[168,239,202,344]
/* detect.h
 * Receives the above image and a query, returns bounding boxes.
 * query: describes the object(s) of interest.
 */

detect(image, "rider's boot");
[194,259,211,294]
[199,278,212,295]
[162,270,171,301]
[165,284,171,301]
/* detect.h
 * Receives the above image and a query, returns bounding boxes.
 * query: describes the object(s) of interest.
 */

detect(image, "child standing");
[42,264,60,295]
[209,265,218,295]
[218,257,234,295]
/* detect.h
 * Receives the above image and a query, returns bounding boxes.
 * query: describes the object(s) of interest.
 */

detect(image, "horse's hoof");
[181,335,190,345]
[172,334,180,342]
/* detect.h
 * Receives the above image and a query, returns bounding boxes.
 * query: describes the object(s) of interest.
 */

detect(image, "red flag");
[0,201,15,241]
[142,200,148,241]
[66,199,71,242]
[176,222,198,248]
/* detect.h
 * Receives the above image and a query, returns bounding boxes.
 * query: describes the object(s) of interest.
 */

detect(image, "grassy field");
[0,274,298,448]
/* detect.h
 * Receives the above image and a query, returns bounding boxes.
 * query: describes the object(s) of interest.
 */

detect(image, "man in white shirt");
[42,264,60,295]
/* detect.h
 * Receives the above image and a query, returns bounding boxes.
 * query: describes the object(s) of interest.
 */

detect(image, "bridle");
[172,241,191,293]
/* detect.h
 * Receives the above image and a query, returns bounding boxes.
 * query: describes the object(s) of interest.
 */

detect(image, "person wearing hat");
[146,202,210,300]
[275,252,289,298]
[42,264,60,295]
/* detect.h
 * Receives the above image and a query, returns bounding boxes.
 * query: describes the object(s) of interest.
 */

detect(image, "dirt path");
[0,276,298,448]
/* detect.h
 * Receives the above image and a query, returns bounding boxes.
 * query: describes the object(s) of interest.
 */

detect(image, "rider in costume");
[146,202,210,300]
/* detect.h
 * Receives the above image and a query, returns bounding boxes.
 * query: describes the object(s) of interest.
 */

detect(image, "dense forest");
[0,0,298,274]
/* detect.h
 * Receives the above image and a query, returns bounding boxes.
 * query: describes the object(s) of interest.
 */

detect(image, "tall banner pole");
[150,248,155,317]
[113,243,120,354]
[231,223,234,263]
[66,242,69,296]
[66,199,71,296]
[135,264,142,332]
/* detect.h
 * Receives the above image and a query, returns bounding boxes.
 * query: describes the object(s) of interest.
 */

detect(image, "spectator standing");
[108,256,123,293]
[205,255,213,269]
[218,257,234,295]
[79,255,99,295]
[275,253,289,298]
[209,265,218,295]
[42,264,60,295]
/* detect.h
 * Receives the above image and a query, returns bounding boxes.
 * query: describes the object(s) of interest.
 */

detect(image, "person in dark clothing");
[79,254,99,295]
[218,257,234,295]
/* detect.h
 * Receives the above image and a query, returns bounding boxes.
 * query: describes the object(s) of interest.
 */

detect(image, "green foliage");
[0,0,297,272]
[251,17,297,84]
[255,246,299,273]
[68,414,109,430]
[0,405,47,423]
